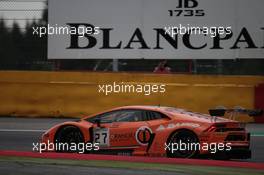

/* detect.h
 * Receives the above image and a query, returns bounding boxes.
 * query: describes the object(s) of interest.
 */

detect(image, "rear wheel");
[55,126,84,152]
[166,130,199,158]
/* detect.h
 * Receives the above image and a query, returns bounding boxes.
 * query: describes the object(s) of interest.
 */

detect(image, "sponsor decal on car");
[135,126,153,145]
[110,133,134,142]
[156,123,200,131]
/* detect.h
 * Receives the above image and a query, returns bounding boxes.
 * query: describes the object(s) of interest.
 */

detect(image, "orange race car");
[40,106,260,159]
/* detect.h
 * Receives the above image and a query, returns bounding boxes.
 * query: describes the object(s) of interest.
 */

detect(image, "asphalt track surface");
[0,161,184,175]
[0,117,264,175]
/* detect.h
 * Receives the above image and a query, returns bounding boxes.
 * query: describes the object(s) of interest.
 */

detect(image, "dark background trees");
[0,4,48,70]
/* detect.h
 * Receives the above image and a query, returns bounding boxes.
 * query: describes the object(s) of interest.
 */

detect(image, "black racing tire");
[55,126,84,153]
[166,130,199,158]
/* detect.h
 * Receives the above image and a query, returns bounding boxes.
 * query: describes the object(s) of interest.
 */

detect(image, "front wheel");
[55,126,84,152]
[166,130,199,158]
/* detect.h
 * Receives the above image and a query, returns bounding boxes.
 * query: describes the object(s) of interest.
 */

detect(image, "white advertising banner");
[48,0,264,59]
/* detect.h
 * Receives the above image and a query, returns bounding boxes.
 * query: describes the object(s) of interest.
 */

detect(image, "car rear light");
[204,124,227,132]
[204,125,217,132]
[225,134,246,141]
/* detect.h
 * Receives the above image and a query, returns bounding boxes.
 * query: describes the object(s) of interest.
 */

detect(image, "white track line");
[0,129,46,132]
[251,134,264,137]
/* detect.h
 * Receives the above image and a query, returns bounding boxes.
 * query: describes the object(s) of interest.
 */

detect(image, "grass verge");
[0,156,263,175]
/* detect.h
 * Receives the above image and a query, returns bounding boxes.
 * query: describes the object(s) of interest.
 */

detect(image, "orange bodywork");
[41,106,250,158]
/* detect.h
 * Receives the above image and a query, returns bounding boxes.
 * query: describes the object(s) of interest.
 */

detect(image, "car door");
[89,110,121,148]
[108,109,151,148]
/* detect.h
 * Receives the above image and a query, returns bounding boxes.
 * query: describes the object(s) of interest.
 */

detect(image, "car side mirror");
[94,119,101,127]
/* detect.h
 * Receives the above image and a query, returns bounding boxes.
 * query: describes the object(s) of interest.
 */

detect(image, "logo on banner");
[168,0,205,17]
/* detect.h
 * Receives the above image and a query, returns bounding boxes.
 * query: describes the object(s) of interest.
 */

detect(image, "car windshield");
[87,110,143,123]
[116,111,141,122]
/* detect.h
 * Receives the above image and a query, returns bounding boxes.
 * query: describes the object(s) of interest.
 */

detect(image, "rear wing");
[208,106,263,120]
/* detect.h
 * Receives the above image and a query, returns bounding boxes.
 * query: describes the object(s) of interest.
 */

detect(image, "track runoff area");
[0,117,264,175]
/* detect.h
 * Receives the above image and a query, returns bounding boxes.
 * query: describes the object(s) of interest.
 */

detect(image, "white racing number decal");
[93,128,109,147]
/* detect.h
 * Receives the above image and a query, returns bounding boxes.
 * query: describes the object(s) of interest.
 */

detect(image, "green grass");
[0,156,263,175]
